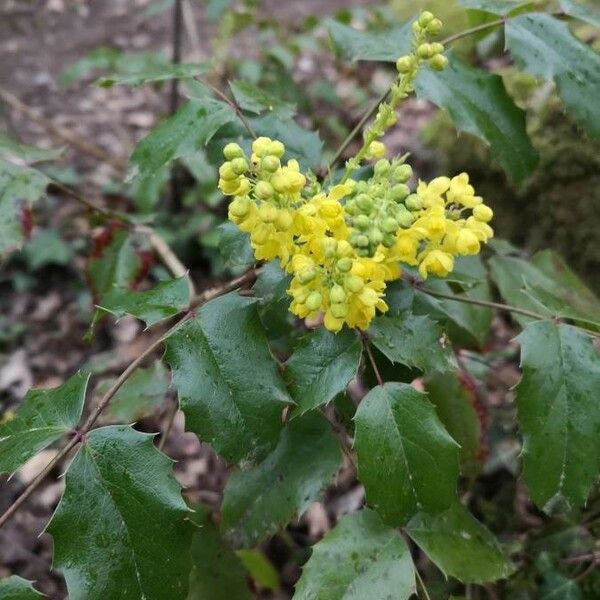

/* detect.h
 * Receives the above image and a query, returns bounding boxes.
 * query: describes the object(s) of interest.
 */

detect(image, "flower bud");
[431,42,444,55]
[223,143,244,160]
[405,194,423,211]
[367,140,386,159]
[345,274,364,293]
[261,156,280,172]
[418,11,434,26]
[252,136,273,158]
[354,214,371,230]
[258,203,278,223]
[426,18,443,36]
[236,178,251,196]
[276,209,294,231]
[394,164,413,182]
[374,159,391,177]
[382,232,396,248]
[305,291,322,311]
[396,55,414,74]
[268,140,285,158]
[355,234,370,248]
[255,181,274,200]
[473,204,493,223]
[417,43,434,59]
[336,240,353,257]
[356,194,373,212]
[321,237,338,257]
[336,257,353,272]
[229,196,250,218]
[430,54,448,71]
[397,210,416,228]
[330,303,349,318]
[382,217,398,233]
[297,266,317,284]
[456,228,481,255]
[219,162,238,181]
[368,228,383,245]
[330,285,346,304]
[230,157,248,175]
[390,183,411,202]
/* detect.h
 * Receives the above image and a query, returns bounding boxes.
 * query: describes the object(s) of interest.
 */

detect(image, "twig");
[0,87,127,172]
[414,567,432,600]
[361,333,384,387]
[0,265,261,530]
[158,401,179,452]
[182,0,202,61]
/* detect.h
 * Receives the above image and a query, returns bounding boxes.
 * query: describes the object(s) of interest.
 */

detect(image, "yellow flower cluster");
[218,12,494,333]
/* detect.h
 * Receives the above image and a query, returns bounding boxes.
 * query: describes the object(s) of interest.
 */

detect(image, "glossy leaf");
[221,412,341,547]
[559,0,600,28]
[48,426,193,600]
[188,507,253,600]
[516,321,600,513]
[368,312,452,373]
[539,572,583,600]
[0,373,89,475]
[104,361,170,422]
[506,13,600,139]
[217,222,254,272]
[164,293,290,464]
[285,328,362,416]
[98,276,190,326]
[0,160,48,258]
[97,63,208,87]
[406,503,514,583]
[0,576,44,599]
[129,98,235,182]
[229,80,296,119]
[354,383,459,525]
[415,56,538,183]
[294,509,415,600]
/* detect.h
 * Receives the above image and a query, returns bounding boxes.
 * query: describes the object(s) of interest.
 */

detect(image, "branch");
[0,87,128,172]
[0,268,259,530]
[361,332,384,387]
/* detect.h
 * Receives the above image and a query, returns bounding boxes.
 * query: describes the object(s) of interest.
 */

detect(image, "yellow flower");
[455,228,481,255]
[418,249,454,279]
[473,204,493,223]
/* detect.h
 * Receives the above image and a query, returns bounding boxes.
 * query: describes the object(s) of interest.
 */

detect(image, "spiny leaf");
[506,13,600,139]
[0,576,44,599]
[285,328,362,416]
[0,373,89,475]
[48,426,194,600]
[217,222,254,273]
[229,80,296,119]
[354,382,459,525]
[516,321,600,513]
[406,502,514,583]
[415,56,539,183]
[128,98,235,183]
[368,312,452,373]
[293,509,415,600]
[221,412,341,548]
[164,292,290,464]
[98,276,190,326]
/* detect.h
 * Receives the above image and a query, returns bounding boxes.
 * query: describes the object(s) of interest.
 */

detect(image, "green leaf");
[415,56,538,183]
[407,503,513,583]
[505,13,600,139]
[164,293,290,464]
[353,383,459,525]
[285,328,362,416]
[293,509,415,600]
[87,229,141,297]
[424,371,483,476]
[559,0,600,28]
[48,426,193,600]
[217,222,254,272]
[327,19,413,62]
[187,507,253,600]
[0,373,88,475]
[0,576,44,599]
[368,312,452,373]
[0,133,63,164]
[489,251,600,328]
[97,63,208,87]
[104,361,170,422]
[22,229,73,270]
[0,160,49,258]
[456,0,529,14]
[539,572,583,600]
[221,412,340,547]
[229,80,296,119]
[516,321,600,513]
[128,98,235,183]
[98,276,190,326]
[235,550,279,591]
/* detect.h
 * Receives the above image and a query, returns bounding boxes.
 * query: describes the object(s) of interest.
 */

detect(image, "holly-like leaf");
[354,383,459,525]
[187,507,253,600]
[424,371,483,476]
[164,293,290,464]
[327,19,413,62]
[559,0,600,28]
[516,321,600,513]
[506,13,600,139]
[217,222,254,273]
[285,328,362,416]
[97,63,208,87]
[293,508,415,600]
[489,251,600,328]
[229,80,297,119]
[539,572,583,600]
[0,373,89,475]
[98,276,190,327]
[0,576,44,599]
[48,426,193,600]
[456,0,528,14]
[0,160,49,258]
[406,502,514,583]
[104,361,170,422]
[368,312,452,373]
[415,56,538,183]
[128,98,235,183]
[221,412,341,547]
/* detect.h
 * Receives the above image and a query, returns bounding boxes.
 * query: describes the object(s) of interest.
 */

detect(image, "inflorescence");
[219,12,494,333]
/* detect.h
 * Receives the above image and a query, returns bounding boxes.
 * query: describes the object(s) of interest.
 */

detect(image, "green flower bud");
[397,209,416,228]
[418,11,434,26]
[382,232,396,248]
[297,266,317,284]
[231,157,248,175]
[331,303,349,318]
[430,54,448,71]
[374,159,391,176]
[431,42,444,55]
[426,18,443,36]
[368,228,383,245]
[255,180,274,200]
[356,194,373,212]
[396,55,414,74]
[258,203,278,223]
[268,140,285,158]
[345,275,365,293]
[261,155,280,172]
[223,143,244,160]
[344,202,357,216]
[394,164,413,182]
[305,291,322,311]
[229,196,250,217]
[355,234,370,248]
[330,285,346,304]
[390,183,411,202]
[354,214,371,231]
[356,247,371,257]
[412,20,422,34]
[219,162,238,181]
[405,194,423,211]
[382,216,398,233]
[336,257,353,272]
[417,43,434,59]
[322,237,338,257]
